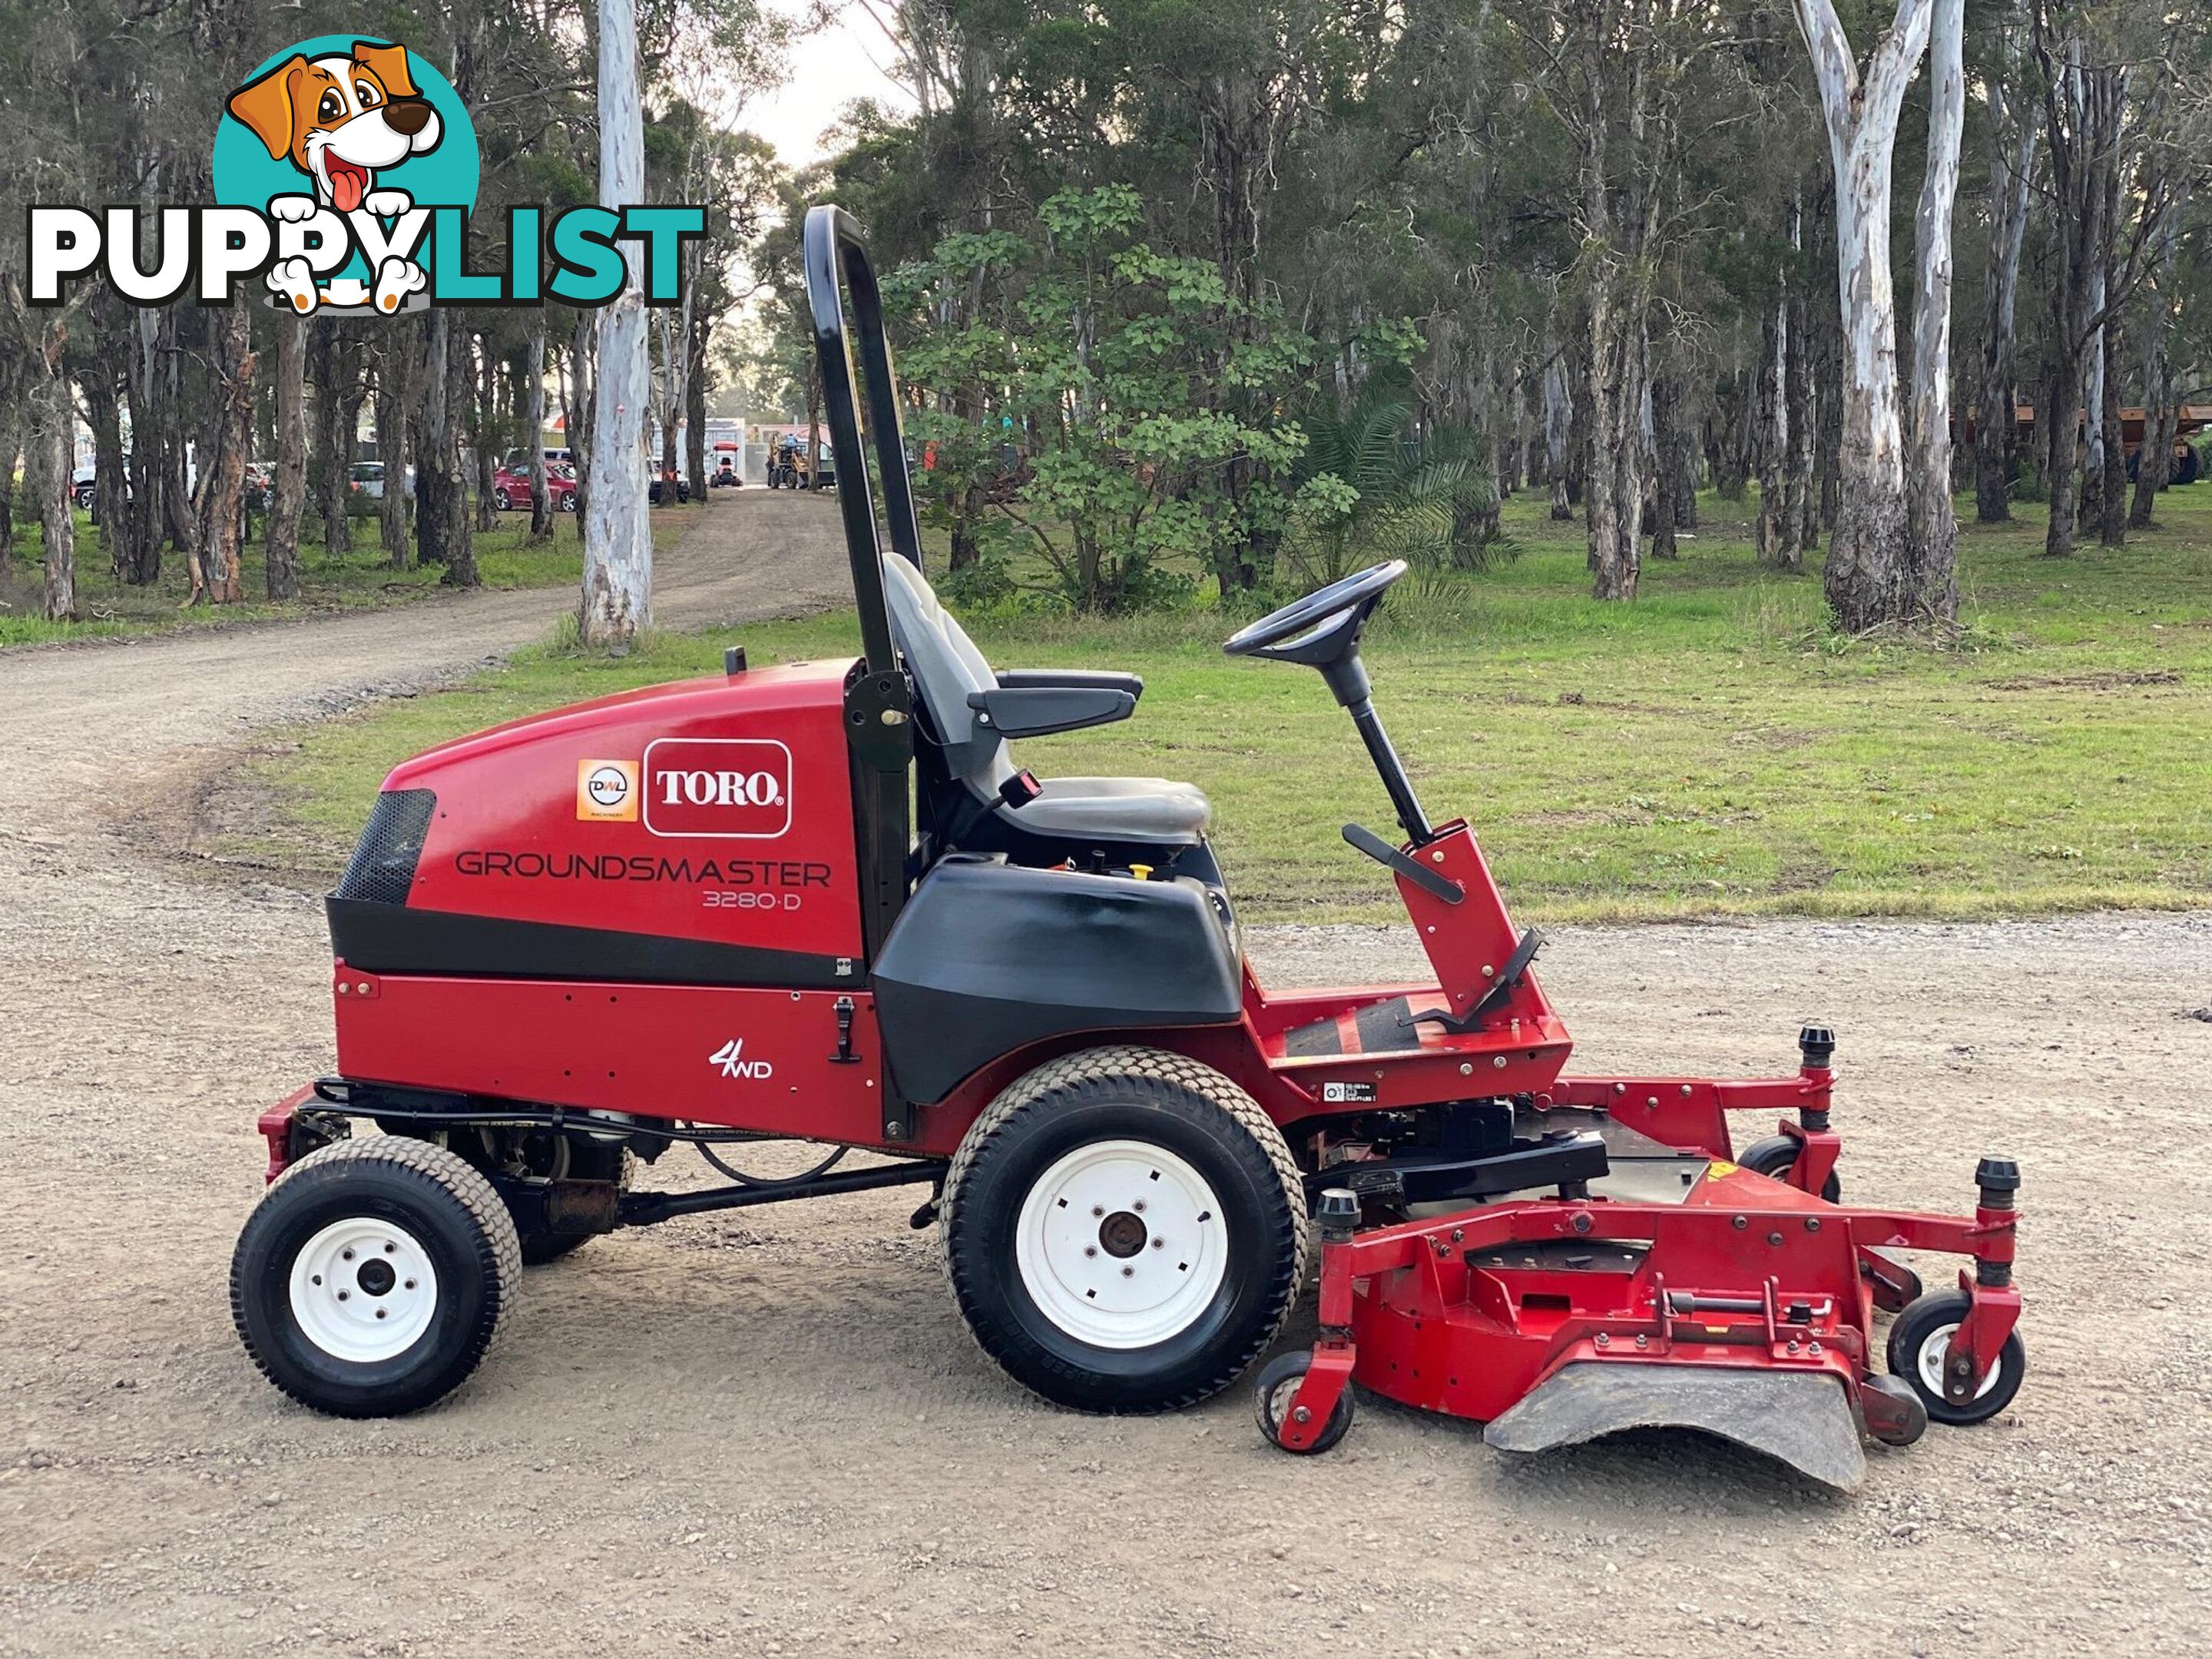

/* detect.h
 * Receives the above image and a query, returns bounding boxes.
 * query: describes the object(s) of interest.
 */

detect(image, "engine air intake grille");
[335,789,436,907]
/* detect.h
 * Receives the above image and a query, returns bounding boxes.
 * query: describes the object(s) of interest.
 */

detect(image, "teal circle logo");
[214,36,476,310]
[214,36,476,214]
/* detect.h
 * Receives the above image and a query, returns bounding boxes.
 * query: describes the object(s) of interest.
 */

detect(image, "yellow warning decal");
[1706,1161,1738,1178]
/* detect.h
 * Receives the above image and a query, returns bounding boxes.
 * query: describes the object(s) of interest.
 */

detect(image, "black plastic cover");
[995,669,1145,703]
[965,683,1135,740]
[335,789,436,906]
[871,856,1242,1104]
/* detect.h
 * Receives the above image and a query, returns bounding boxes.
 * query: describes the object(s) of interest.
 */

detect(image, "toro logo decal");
[576,759,639,822]
[643,738,792,839]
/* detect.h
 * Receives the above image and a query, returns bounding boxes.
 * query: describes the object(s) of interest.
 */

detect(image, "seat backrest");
[882,555,1014,790]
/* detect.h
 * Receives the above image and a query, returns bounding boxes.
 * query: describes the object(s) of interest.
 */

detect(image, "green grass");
[0,502,703,647]
[228,484,2212,926]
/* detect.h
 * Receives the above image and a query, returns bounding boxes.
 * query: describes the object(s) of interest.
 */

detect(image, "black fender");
[870,856,1242,1104]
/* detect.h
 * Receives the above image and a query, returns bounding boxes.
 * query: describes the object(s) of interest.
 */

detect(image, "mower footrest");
[1483,1361,1867,1492]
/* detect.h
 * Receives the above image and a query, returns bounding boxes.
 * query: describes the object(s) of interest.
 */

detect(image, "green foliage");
[888,186,1313,613]
[1283,389,1508,589]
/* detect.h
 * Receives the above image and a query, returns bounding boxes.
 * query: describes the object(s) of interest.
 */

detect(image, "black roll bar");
[802,204,925,680]
[799,208,918,1118]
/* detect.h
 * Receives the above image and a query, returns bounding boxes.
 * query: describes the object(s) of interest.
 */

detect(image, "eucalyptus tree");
[582,0,653,644]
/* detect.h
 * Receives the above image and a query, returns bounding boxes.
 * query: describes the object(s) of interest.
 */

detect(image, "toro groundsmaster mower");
[233,207,2025,1488]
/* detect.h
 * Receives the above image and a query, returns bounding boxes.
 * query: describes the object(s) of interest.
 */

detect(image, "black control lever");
[1409,926,1548,1035]
[1343,823,1463,904]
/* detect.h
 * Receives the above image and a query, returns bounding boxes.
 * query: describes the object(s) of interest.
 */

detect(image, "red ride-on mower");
[234,207,2024,1487]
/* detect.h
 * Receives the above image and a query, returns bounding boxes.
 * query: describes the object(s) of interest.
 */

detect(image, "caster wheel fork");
[1255,1349,1356,1454]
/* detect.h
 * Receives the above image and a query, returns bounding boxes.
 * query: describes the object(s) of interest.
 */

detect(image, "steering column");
[1221,561,1433,845]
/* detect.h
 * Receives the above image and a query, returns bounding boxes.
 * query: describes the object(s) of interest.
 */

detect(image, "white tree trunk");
[1974,82,2036,523]
[1791,0,1935,632]
[1906,0,1963,619]
[581,0,653,646]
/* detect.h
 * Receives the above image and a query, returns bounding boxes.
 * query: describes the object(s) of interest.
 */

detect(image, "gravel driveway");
[2,491,2207,1656]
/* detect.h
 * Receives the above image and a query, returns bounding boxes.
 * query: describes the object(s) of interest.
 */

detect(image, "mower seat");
[882,555,1211,844]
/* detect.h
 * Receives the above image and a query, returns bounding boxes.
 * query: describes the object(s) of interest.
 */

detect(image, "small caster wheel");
[1254,1351,1354,1454]
[1856,1373,1929,1447]
[1739,1134,1841,1203]
[1888,1290,2025,1426]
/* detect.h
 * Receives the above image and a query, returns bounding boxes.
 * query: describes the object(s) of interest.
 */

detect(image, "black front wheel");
[1887,1289,2026,1426]
[1254,1350,1355,1453]
[941,1047,1309,1413]
[231,1138,522,1416]
[1738,1134,1842,1203]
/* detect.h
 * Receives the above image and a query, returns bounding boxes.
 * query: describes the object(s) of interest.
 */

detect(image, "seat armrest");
[994,669,1144,705]
[966,684,1136,740]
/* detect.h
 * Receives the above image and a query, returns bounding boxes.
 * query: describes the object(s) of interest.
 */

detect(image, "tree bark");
[2038,33,2118,559]
[685,310,710,505]
[1974,85,2035,524]
[266,312,308,600]
[1756,296,1793,568]
[1542,332,1574,521]
[447,325,482,581]
[28,369,75,621]
[472,342,499,536]
[1649,373,1681,560]
[0,399,18,553]
[80,369,131,578]
[527,316,553,541]
[1904,0,1963,621]
[582,0,653,644]
[571,327,597,531]
[376,336,412,567]
[1786,285,1820,556]
[2130,178,2184,529]
[312,324,354,555]
[188,305,253,605]
[1790,0,1934,633]
[2095,291,2125,548]
[122,307,172,584]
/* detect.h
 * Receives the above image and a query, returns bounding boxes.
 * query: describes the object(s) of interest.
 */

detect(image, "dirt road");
[4,491,2208,1656]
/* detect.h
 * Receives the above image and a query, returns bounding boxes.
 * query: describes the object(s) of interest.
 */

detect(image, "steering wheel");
[1222,561,1406,666]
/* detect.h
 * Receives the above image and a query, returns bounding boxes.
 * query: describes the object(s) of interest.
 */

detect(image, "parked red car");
[491,465,577,512]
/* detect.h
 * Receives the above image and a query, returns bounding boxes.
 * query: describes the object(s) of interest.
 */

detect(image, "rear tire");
[941,1046,1308,1413]
[231,1138,521,1417]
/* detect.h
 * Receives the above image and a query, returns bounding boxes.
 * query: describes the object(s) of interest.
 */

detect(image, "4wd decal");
[643,738,793,839]
[709,1038,773,1081]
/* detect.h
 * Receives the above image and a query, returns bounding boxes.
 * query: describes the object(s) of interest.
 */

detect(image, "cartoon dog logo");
[226,41,442,315]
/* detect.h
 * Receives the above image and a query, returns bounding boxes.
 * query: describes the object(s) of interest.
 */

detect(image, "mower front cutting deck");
[1261,1102,2024,1488]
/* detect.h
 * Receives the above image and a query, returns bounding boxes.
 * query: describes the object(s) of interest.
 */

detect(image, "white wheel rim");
[288,1218,439,1363]
[1013,1139,1228,1349]
[1916,1321,2001,1402]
